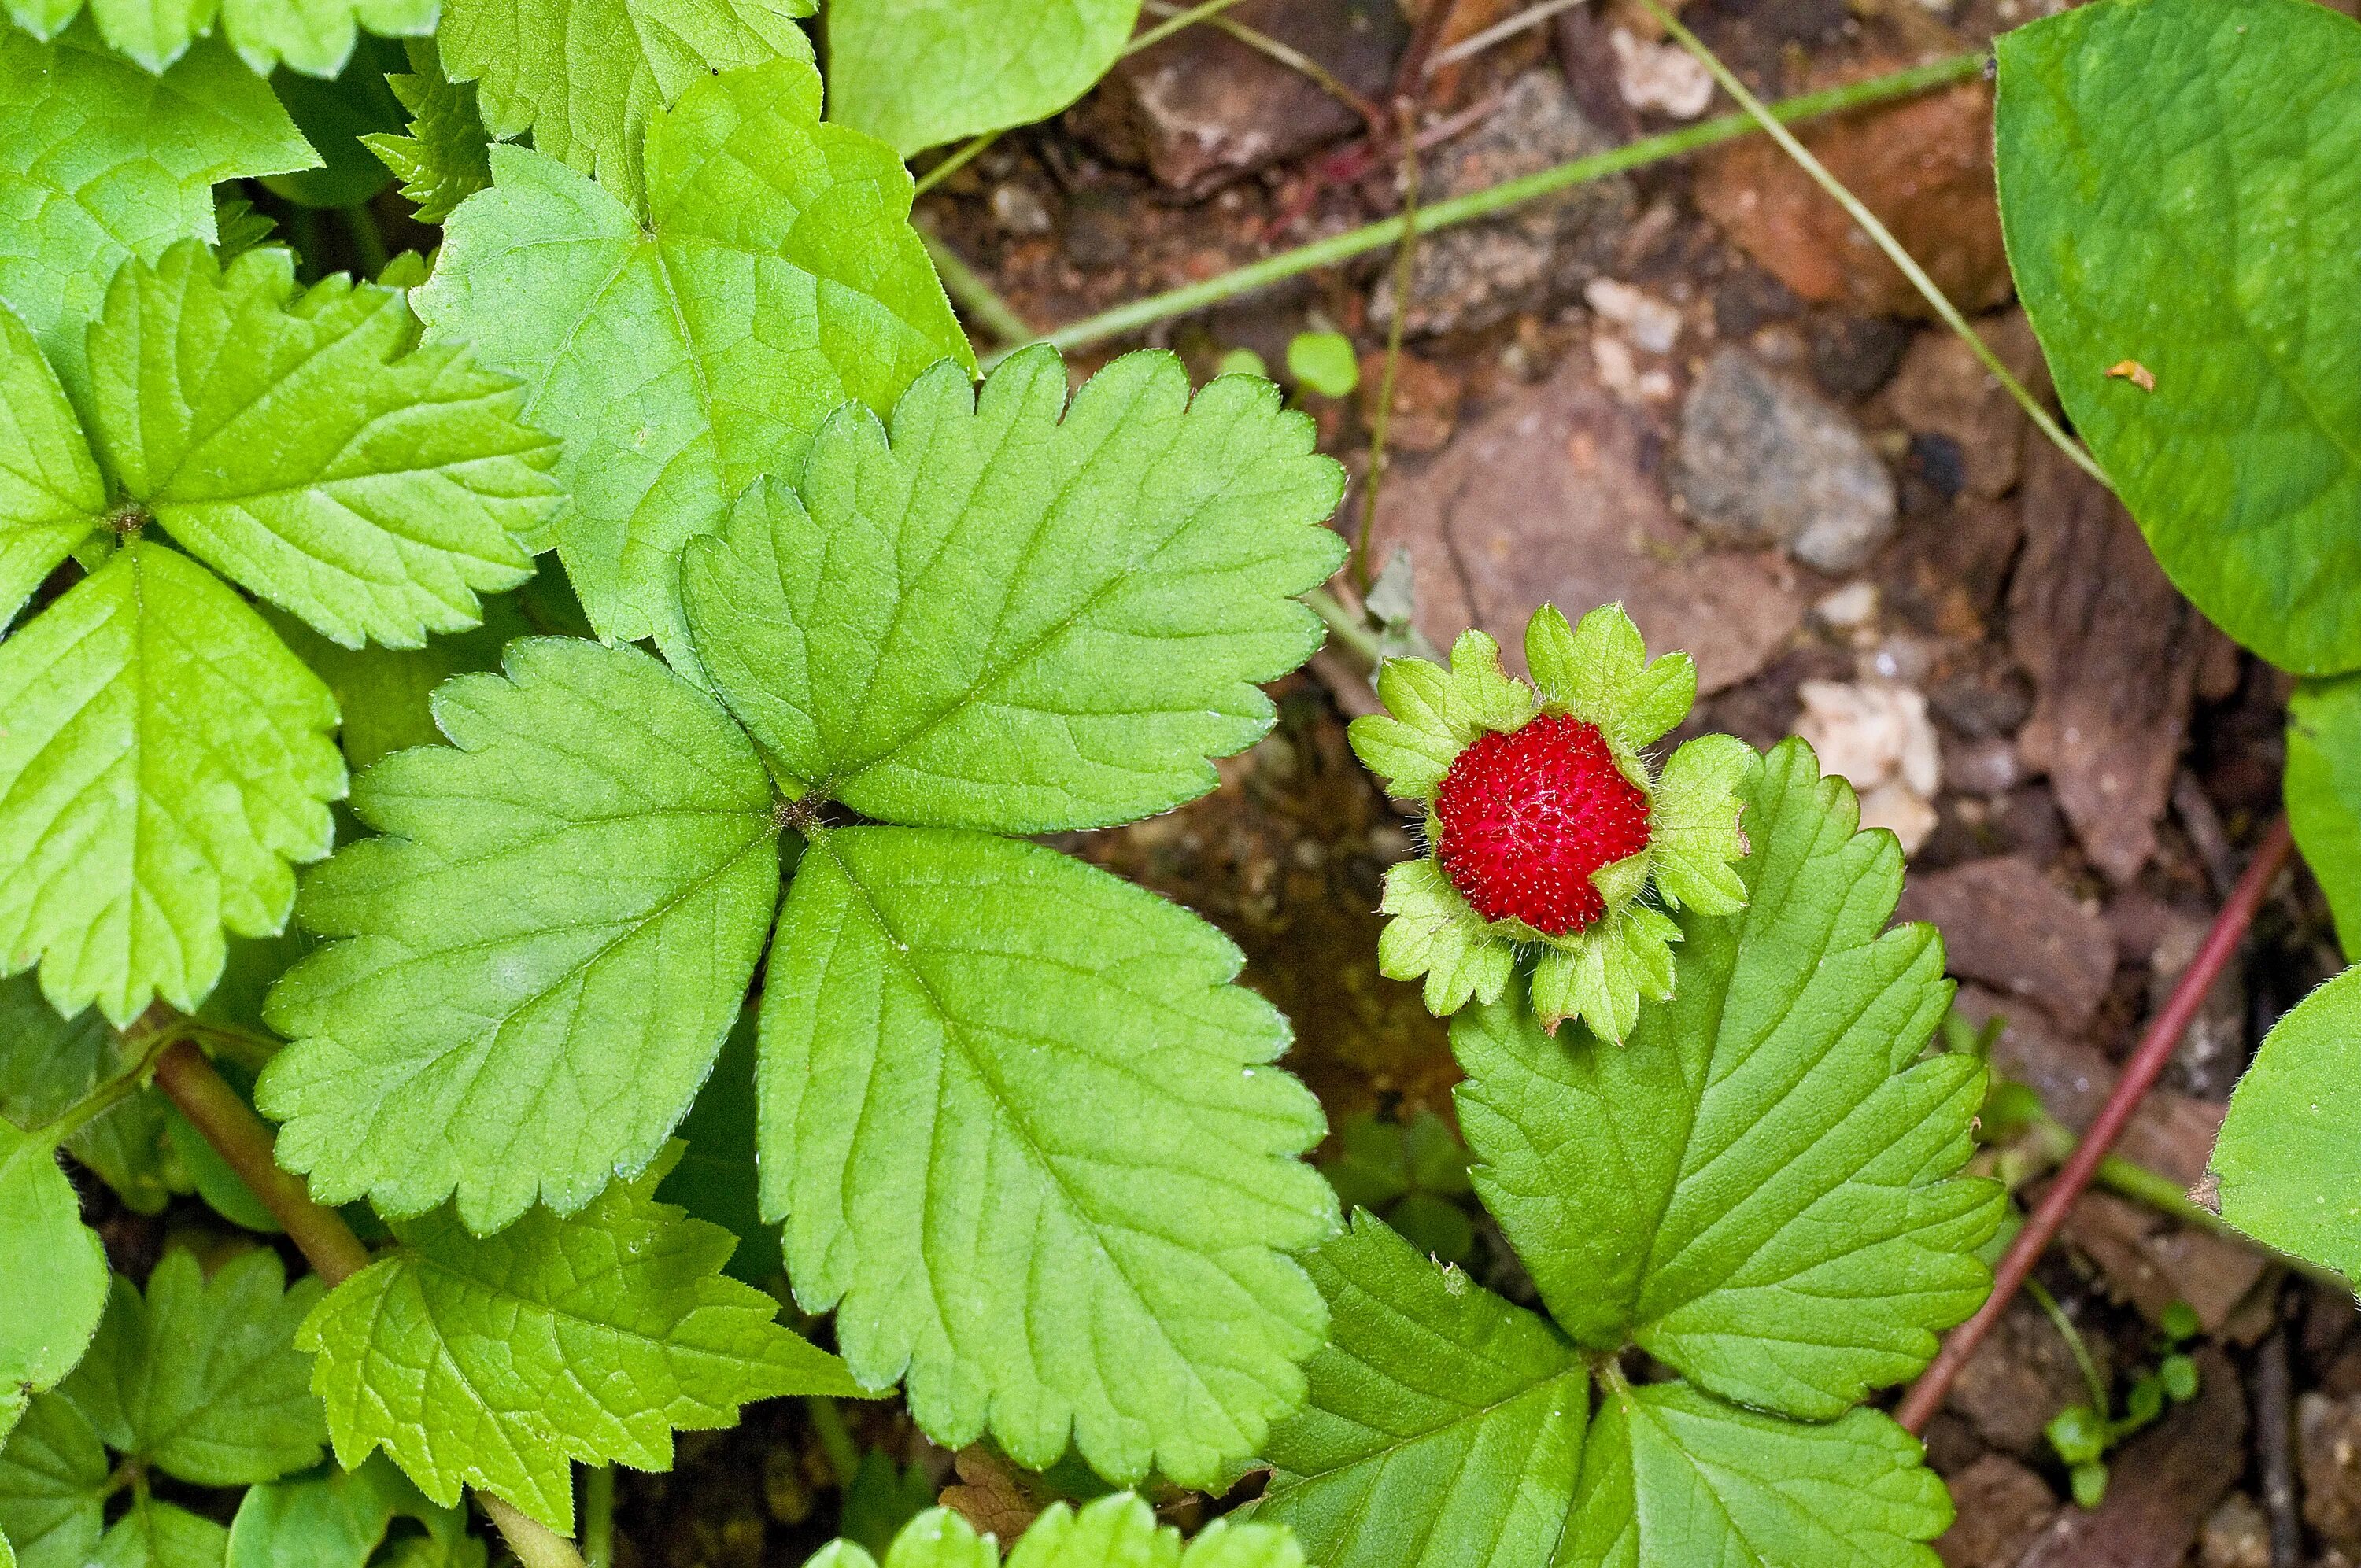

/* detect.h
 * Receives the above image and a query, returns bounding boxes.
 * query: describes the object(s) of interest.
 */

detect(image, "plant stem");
[1354,101,1423,594]
[1896,815,2294,1434]
[36,1023,182,1147]
[1425,0,1587,74]
[1305,585,1384,667]
[340,203,389,279]
[1641,2,2108,489]
[981,52,1983,367]
[913,132,998,197]
[2023,1277,2111,1420]
[581,1467,615,1568]
[804,1396,863,1488]
[147,1038,588,1568]
[150,1039,374,1286]
[1143,2,1384,129]
[919,227,1036,346]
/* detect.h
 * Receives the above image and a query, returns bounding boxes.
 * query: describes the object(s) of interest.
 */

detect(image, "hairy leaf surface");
[1256,1214,1586,1568]
[763,827,1336,1489]
[63,1250,326,1486]
[0,540,343,1027]
[1454,740,1999,1420]
[0,26,314,397]
[260,637,780,1233]
[437,0,811,202]
[301,1157,859,1533]
[807,1494,1303,1568]
[684,350,1344,832]
[1558,1381,1949,1568]
[2215,967,2361,1278]
[1996,0,2361,673]
[418,59,970,658]
[87,242,556,649]
[0,1396,108,1568]
[826,0,1139,156]
[0,1121,108,1411]
[0,305,100,629]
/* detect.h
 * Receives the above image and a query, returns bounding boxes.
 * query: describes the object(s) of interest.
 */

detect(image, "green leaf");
[62,1249,326,1486]
[1994,0,2361,675]
[1348,633,1535,805]
[682,349,1345,832]
[436,0,813,206]
[227,1455,467,1568]
[300,1154,860,1533]
[0,974,175,1213]
[20,0,432,78]
[2288,677,2361,961]
[87,241,557,650]
[416,59,972,659]
[360,39,493,225]
[0,25,316,400]
[654,1007,781,1286]
[808,1494,1303,1568]
[1371,859,1515,1018]
[260,37,405,208]
[93,1500,228,1568]
[1256,1214,1587,1568]
[2215,965,2361,1278]
[825,0,1137,156]
[0,1120,109,1403]
[763,826,1337,1489]
[1523,605,1693,763]
[1453,740,2001,1421]
[0,1393,107,1568]
[259,636,781,1234]
[1558,1379,1949,1568]
[0,540,344,1028]
[262,595,529,773]
[1284,332,1358,400]
[0,304,101,631]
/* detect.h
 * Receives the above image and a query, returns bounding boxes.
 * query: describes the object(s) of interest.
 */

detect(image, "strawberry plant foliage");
[826,0,1141,157]
[1255,740,1999,1568]
[416,57,972,663]
[807,1493,1302,1568]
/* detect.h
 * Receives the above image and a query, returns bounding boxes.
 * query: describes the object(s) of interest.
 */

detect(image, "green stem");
[920,227,1036,347]
[581,1467,615,1568]
[804,1396,863,1488]
[36,1024,182,1147]
[1642,2,2108,489]
[1305,585,1383,667]
[1354,101,1422,593]
[981,52,1984,367]
[481,1495,586,1568]
[1124,0,1253,56]
[913,131,998,197]
[2025,1276,2112,1421]
[340,203,389,279]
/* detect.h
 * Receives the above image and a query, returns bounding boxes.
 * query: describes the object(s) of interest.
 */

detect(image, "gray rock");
[1672,346,1897,573]
[1371,71,1635,337]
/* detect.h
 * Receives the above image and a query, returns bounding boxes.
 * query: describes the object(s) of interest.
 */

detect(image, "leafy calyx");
[1347,603,1750,1041]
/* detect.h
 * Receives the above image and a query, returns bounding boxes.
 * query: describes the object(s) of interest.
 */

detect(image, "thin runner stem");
[1640,1,2110,488]
[1354,98,1423,594]
[980,53,1984,366]
[919,227,1035,346]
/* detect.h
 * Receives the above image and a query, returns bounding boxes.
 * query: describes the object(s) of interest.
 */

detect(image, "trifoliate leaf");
[2215,966,2361,1278]
[1349,633,1534,804]
[415,59,972,659]
[63,1249,327,1486]
[2287,677,2361,961]
[1453,740,2001,1422]
[0,304,101,630]
[227,1454,469,1568]
[360,39,493,225]
[807,1494,1303,1568]
[682,349,1346,833]
[436,0,812,207]
[1255,1214,1587,1568]
[0,1394,109,1568]
[0,974,174,1213]
[300,1155,860,1533]
[0,540,344,1028]
[0,1120,108,1404]
[1558,1378,1949,1568]
[1995,0,2361,675]
[1524,603,1693,761]
[763,827,1337,1489]
[91,1500,228,1568]
[826,0,1138,156]
[86,242,557,650]
[0,25,315,399]
[260,637,781,1233]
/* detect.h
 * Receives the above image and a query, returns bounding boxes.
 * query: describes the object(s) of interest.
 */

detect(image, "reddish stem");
[150,1038,373,1286]
[1894,814,2293,1434]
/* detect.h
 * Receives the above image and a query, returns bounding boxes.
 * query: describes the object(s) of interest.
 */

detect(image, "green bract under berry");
[1347,603,1751,1042]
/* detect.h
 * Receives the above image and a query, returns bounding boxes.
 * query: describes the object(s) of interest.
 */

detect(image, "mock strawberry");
[1434,716,1651,935]
[1347,603,1752,1042]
